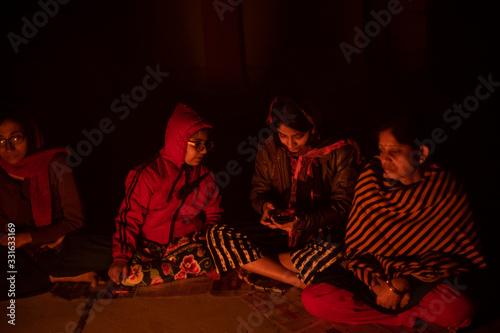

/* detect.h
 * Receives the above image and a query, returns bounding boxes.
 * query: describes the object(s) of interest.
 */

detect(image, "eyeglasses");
[0,135,25,148]
[187,140,214,152]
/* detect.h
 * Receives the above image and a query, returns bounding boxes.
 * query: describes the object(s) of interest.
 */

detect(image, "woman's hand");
[108,260,129,285]
[391,276,411,308]
[0,232,32,248]
[270,216,299,232]
[260,202,276,227]
[261,203,300,232]
[371,277,410,310]
[40,235,65,249]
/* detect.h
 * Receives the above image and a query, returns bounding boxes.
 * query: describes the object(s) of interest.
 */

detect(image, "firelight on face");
[184,129,211,166]
[0,119,28,165]
[276,124,310,153]
[378,128,423,185]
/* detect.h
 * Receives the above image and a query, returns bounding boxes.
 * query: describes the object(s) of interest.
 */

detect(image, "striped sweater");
[342,158,486,287]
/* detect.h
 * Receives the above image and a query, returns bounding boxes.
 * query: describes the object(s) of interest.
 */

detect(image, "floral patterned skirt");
[121,233,218,286]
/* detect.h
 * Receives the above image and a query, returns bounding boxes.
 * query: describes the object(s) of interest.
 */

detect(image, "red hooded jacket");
[112,103,223,262]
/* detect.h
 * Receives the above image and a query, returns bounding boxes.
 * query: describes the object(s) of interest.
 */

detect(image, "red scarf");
[284,139,360,214]
[0,148,68,227]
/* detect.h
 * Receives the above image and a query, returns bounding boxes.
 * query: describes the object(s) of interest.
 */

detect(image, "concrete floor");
[1,277,499,333]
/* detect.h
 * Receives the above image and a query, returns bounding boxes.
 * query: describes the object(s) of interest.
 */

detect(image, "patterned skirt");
[121,233,218,286]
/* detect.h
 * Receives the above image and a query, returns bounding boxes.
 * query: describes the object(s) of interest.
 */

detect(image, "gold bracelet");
[386,279,406,296]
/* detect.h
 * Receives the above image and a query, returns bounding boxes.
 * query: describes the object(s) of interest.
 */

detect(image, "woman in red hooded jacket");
[108,103,223,286]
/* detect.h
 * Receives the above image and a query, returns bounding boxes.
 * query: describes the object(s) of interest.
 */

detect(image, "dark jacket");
[250,136,359,242]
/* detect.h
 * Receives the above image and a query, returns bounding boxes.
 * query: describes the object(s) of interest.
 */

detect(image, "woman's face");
[184,129,211,166]
[378,128,423,185]
[276,124,310,153]
[0,119,28,165]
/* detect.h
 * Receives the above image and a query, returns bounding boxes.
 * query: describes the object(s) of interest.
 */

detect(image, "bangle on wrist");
[386,279,407,296]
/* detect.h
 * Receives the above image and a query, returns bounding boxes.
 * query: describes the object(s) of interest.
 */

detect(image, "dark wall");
[1,1,498,267]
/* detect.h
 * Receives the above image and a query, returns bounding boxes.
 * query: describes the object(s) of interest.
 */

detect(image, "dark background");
[1,0,498,273]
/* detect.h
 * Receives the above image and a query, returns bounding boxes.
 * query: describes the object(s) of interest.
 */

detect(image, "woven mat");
[238,287,452,333]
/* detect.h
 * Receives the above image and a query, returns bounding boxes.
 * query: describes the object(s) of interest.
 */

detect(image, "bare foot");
[50,271,102,287]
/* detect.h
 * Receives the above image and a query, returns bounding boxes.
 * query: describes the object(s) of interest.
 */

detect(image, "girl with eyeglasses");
[108,103,223,287]
[0,107,112,299]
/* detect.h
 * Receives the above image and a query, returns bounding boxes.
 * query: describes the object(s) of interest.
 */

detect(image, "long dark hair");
[272,101,314,133]
[268,95,323,148]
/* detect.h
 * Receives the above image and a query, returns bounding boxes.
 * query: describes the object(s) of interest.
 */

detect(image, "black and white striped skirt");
[290,238,343,284]
[206,224,264,275]
[206,223,342,284]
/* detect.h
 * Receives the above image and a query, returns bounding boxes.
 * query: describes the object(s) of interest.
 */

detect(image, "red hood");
[160,103,212,167]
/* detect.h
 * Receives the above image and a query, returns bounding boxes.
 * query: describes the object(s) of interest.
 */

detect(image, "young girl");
[0,107,111,298]
[108,103,223,286]
[207,95,360,289]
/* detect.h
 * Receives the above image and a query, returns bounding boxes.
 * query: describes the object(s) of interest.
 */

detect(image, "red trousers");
[302,282,474,329]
